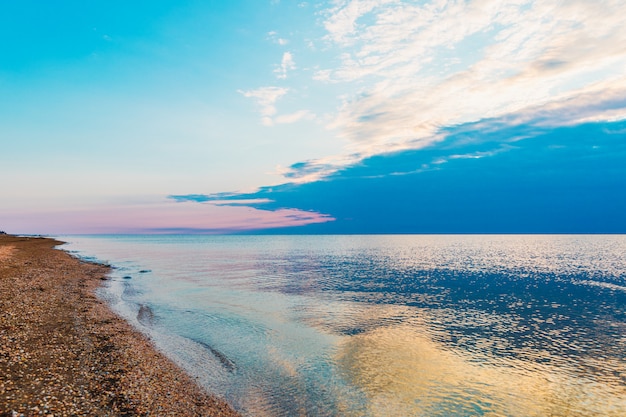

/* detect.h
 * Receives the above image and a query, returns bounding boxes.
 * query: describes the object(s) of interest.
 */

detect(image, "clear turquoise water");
[59,235,626,416]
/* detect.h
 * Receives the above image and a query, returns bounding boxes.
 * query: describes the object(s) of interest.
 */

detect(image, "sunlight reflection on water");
[334,309,625,416]
[60,235,626,416]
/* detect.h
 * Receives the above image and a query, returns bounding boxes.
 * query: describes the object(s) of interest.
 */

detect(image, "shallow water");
[59,235,626,416]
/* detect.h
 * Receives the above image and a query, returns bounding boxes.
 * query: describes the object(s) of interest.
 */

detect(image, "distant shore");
[0,234,239,416]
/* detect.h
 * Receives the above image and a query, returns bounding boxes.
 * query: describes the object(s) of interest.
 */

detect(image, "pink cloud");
[0,199,334,235]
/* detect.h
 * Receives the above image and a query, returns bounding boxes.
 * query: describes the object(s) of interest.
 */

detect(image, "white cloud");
[238,87,315,127]
[275,152,362,183]
[322,0,398,44]
[275,51,296,79]
[313,0,626,161]
[275,110,315,124]
[312,69,332,82]
[267,31,289,45]
[242,1,626,183]
[239,86,289,126]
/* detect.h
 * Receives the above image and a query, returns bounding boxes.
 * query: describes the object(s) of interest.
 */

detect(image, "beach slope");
[0,234,239,416]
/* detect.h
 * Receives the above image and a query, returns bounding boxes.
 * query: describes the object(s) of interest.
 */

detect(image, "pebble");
[1,235,240,417]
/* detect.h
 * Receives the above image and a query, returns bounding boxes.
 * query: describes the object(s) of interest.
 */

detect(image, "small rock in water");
[137,304,155,326]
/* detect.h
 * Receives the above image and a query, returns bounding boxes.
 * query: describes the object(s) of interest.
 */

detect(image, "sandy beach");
[0,234,240,417]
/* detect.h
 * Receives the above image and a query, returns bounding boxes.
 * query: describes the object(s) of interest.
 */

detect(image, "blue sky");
[1,0,625,234]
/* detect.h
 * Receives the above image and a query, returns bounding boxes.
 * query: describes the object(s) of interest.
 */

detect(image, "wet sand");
[0,234,240,417]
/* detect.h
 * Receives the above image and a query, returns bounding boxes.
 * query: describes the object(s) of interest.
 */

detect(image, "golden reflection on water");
[336,322,626,417]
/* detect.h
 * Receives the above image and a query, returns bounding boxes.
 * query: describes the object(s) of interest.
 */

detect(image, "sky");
[1,0,625,234]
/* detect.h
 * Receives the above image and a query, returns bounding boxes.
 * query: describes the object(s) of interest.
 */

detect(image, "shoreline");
[0,234,240,416]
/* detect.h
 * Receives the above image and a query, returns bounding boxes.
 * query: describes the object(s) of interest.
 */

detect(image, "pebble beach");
[0,234,240,417]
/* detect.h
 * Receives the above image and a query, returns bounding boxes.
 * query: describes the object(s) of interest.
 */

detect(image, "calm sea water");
[58,235,626,416]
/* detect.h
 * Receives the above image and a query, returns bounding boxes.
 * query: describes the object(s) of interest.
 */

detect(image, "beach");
[0,234,240,417]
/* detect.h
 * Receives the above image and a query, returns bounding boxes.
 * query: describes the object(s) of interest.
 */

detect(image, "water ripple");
[60,234,626,416]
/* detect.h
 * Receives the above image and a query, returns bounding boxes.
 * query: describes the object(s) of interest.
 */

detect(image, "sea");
[57,234,626,417]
